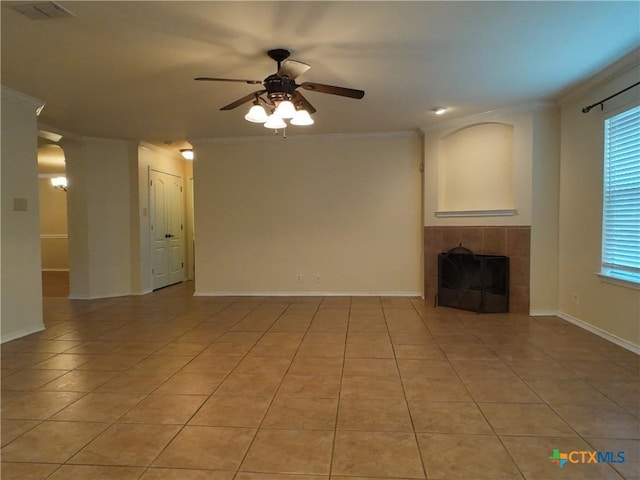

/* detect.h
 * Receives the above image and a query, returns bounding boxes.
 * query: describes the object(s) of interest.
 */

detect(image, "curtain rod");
[582,81,640,113]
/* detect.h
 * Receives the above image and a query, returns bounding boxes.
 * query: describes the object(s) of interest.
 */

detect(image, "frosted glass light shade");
[264,113,287,129]
[290,109,314,126]
[180,149,194,160]
[275,100,296,119]
[50,176,67,189]
[245,104,268,123]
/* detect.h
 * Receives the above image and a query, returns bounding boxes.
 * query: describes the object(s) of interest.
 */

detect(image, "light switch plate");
[13,198,28,212]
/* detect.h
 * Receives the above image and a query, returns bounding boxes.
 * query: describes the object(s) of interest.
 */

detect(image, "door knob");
[165,234,175,238]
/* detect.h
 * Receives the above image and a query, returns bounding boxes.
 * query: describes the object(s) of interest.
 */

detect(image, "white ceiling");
[2,1,639,148]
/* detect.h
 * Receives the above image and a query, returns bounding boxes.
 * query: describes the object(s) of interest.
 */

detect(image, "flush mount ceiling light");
[431,107,447,115]
[180,149,194,160]
[195,49,364,132]
[50,176,67,191]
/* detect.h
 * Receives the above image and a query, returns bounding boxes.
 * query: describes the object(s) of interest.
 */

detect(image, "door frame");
[149,167,186,290]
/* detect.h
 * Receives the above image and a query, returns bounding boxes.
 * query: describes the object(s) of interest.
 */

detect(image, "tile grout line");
[392,297,430,480]
[6,284,639,479]
[52,297,241,477]
[229,297,324,477]
[327,295,352,478]
[115,296,257,479]
[414,302,530,479]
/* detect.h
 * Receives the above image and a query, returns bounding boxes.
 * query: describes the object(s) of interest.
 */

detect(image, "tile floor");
[1,281,639,479]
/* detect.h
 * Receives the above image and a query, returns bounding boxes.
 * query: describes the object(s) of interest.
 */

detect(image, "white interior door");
[150,169,184,290]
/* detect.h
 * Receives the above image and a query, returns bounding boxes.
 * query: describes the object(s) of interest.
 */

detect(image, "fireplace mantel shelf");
[435,209,518,218]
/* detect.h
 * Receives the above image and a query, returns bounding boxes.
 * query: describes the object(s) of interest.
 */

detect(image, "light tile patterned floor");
[1,281,639,479]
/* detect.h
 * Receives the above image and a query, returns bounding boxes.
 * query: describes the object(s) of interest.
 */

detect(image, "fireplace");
[437,245,509,313]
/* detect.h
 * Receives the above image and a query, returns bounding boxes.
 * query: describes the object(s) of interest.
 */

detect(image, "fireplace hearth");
[437,245,509,313]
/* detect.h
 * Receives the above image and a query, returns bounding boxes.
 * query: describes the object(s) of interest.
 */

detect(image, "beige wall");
[39,178,68,270]
[1,87,45,342]
[65,137,134,298]
[193,133,423,295]
[530,108,561,313]
[439,123,514,212]
[559,64,640,349]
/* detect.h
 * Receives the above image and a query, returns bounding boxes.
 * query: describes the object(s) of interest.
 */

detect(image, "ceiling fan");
[195,49,365,128]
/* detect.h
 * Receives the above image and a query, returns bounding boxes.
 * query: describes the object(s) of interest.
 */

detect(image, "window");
[601,104,640,285]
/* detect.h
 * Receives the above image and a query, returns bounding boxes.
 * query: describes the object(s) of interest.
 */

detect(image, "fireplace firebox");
[437,245,509,313]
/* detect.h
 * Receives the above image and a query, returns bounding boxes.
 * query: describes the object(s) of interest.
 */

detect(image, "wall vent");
[10,1,75,20]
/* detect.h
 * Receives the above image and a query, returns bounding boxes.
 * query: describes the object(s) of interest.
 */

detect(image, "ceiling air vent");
[10,1,75,20]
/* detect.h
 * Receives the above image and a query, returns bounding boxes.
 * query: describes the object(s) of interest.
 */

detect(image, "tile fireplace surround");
[424,226,531,313]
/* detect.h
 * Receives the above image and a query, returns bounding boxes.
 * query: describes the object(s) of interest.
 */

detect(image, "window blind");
[602,104,640,284]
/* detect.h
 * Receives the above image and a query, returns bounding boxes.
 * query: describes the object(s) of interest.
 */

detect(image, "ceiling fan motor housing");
[264,74,296,103]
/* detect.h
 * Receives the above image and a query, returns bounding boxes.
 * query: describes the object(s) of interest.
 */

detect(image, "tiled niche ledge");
[434,209,518,218]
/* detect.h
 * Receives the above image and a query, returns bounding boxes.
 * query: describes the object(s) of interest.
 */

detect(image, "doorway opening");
[37,141,69,297]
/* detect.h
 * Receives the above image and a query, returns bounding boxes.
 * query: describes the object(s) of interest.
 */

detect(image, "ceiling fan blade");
[277,59,311,80]
[195,77,262,85]
[292,91,316,115]
[299,82,365,99]
[220,90,266,111]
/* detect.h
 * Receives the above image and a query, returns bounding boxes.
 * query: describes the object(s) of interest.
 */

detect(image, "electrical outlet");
[314,273,321,282]
[572,292,579,304]
[296,274,303,283]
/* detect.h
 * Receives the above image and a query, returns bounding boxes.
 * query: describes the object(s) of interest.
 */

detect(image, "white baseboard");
[68,291,131,300]
[1,324,46,344]
[194,291,423,297]
[530,309,559,317]
[132,289,153,296]
[556,311,640,355]
[511,309,639,355]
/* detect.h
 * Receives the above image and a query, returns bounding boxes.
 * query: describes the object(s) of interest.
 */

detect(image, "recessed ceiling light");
[431,107,447,115]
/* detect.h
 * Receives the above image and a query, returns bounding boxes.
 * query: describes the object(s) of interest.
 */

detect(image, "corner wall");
[1,87,45,342]
[64,137,134,299]
[559,63,640,351]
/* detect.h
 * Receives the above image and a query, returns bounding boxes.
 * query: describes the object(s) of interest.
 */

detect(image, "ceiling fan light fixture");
[275,100,296,119]
[196,49,365,132]
[290,109,314,126]
[244,104,268,123]
[264,113,287,129]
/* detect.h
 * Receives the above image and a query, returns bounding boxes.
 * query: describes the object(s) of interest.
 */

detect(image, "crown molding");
[1,85,45,111]
[558,47,640,107]
[189,130,418,145]
[138,140,183,159]
[419,101,557,134]
[38,122,82,143]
